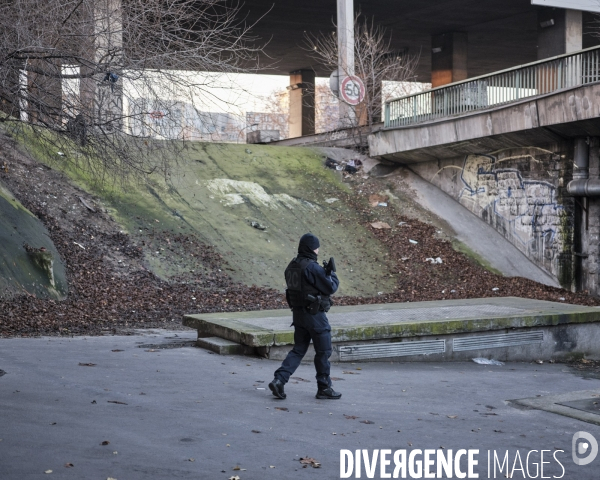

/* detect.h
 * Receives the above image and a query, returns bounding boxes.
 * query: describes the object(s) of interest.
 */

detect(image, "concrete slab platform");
[183,297,600,362]
[196,336,246,355]
[511,389,600,427]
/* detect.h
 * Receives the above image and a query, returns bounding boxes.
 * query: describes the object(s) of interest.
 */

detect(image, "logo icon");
[572,431,598,466]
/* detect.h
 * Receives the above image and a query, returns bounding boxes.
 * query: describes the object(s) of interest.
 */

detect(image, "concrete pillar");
[537,8,582,59]
[94,0,123,131]
[288,70,315,138]
[337,0,356,127]
[431,32,467,88]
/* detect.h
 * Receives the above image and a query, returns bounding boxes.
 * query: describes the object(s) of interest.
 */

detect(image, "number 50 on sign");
[340,75,365,106]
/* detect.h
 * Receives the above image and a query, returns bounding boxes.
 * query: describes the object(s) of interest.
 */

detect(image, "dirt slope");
[0,133,598,338]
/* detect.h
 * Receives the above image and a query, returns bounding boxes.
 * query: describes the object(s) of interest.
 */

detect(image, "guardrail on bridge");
[384,45,600,128]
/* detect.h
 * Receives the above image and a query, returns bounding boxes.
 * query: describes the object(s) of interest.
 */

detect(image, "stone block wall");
[409,142,579,290]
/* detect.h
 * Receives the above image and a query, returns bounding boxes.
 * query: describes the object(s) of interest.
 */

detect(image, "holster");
[306,295,321,315]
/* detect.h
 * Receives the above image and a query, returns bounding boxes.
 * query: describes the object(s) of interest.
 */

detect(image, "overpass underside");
[368,82,600,296]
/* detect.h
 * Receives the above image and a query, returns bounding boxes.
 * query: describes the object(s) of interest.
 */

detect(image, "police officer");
[268,233,342,400]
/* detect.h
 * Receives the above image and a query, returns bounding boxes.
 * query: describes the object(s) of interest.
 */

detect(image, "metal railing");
[384,45,600,129]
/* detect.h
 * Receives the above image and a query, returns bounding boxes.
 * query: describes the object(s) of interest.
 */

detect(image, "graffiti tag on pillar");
[340,76,365,106]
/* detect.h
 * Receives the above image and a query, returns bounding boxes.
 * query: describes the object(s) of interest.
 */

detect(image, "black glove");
[323,256,336,276]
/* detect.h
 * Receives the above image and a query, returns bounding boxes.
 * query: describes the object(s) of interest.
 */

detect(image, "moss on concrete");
[451,239,503,276]
[11,133,395,296]
[0,181,68,300]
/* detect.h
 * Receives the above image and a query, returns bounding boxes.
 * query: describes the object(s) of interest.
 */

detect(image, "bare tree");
[305,13,422,143]
[0,0,262,183]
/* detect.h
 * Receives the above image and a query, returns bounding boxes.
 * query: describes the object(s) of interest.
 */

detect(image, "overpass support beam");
[288,70,315,138]
[537,8,582,59]
[431,32,468,88]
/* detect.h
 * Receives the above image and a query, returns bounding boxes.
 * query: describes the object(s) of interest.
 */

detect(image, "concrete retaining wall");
[266,323,600,363]
[408,144,578,289]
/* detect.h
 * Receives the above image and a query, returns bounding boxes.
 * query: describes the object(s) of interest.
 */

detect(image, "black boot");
[268,378,286,399]
[316,386,342,400]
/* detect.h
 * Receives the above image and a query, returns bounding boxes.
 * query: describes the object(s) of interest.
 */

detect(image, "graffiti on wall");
[457,153,569,279]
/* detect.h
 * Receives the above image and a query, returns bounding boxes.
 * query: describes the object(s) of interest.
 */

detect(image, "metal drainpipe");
[567,137,598,195]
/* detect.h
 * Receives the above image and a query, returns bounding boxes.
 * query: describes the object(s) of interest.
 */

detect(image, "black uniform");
[274,239,339,389]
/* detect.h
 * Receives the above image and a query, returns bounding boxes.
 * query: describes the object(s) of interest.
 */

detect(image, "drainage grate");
[338,340,446,361]
[452,331,544,352]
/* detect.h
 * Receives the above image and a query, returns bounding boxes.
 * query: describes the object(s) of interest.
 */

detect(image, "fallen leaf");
[64,463,74,468]
[369,194,388,207]
[270,465,275,468]
[188,459,195,462]
[111,350,124,352]
[107,401,128,405]
[233,466,241,470]
[342,371,359,375]
[300,457,321,468]
[290,377,310,382]
[330,377,344,381]
[101,441,110,445]
[229,477,240,480]
[344,415,359,420]
[360,420,375,424]
[78,363,96,367]
[371,221,391,229]
[251,430,261,433]
[447,415,458,419]
[275,407,288,412]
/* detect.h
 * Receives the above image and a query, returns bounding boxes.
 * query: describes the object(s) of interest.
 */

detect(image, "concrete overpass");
[368,45,600,297]
[241,0,600,137]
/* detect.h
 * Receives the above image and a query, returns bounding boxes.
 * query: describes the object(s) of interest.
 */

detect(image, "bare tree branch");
[0,0,263,183]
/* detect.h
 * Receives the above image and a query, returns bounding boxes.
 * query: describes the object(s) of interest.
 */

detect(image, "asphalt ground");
[1,329,600,480]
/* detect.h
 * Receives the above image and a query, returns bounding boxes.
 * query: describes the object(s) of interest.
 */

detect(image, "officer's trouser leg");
[274,324,311,384]
[312,329,332,388]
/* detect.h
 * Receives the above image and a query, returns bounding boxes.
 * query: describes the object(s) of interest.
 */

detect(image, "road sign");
[329,68,340,97]
[340,75,365,106]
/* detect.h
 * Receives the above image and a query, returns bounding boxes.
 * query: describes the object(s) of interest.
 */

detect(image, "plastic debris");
[250,221,267,231]
[472,358,504,366]
[425,257,443,264]
[409,239,418,244]
[378,202,388,207]
[491,287,499,291]
[325,198,339,204]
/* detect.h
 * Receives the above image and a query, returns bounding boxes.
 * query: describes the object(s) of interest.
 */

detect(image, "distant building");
[126,99,244,142]
[245,111,288,141]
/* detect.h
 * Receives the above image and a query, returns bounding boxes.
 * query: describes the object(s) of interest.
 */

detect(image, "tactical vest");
[284,256,325,308]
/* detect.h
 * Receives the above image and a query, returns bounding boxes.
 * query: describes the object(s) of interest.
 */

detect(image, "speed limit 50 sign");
[340,75,365,105]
